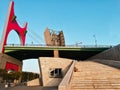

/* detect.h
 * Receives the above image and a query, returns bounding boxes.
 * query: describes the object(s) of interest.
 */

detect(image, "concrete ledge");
[58,61,76,90]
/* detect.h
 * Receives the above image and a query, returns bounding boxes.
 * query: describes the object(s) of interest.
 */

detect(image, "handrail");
[58,60,76,90]
[5,44,112,48]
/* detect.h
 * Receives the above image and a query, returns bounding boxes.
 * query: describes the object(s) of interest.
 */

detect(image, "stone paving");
[70,61,120,90]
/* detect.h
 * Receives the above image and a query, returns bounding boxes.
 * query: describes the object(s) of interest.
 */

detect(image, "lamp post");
[76,42,82,47]
[93,35,97,47]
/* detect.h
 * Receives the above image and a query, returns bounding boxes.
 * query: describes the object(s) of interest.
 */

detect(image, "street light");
[93,35,97,47]
[76,42,82,46]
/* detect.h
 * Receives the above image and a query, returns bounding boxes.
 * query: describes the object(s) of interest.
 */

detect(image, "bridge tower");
[0,1,27,53]
[44,28,65,46]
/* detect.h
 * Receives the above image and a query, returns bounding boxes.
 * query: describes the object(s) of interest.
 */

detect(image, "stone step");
[71,84,120,89]
[70,78,120,89]
[71,79,120,82]
[70,61,120,90]
[70,88,95,90]
[71,82,120,85]
[71,85,94,89]
[71,81,111,84]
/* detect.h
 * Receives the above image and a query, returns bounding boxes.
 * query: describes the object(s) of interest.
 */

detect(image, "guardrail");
[58,61,76,90]
[5,44,113,48]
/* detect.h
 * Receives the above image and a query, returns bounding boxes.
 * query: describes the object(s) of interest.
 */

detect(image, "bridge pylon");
[0,1,27,53]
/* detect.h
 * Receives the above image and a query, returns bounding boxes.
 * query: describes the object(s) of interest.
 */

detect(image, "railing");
[5,44,113,48]
[58,61,76,90]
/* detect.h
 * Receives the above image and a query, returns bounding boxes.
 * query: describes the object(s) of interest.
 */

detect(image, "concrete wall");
[38,57,72,87]
[89,45,120,61]
[0,53,22,71]
[91,59,120,69]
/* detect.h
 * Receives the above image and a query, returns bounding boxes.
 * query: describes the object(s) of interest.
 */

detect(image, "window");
[49,68,62,78]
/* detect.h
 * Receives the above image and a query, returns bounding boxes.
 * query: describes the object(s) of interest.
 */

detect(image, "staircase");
[70,61,120,90]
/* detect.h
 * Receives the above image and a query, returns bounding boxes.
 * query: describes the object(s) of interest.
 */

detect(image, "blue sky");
[0,0,120,72]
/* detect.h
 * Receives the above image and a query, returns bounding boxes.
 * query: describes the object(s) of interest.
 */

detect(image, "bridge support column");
[54,50,59,57]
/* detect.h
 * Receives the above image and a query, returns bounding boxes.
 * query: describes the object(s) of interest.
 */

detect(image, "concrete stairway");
[70,61,120,90]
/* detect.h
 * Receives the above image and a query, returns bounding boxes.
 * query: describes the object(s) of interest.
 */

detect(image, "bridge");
[4,45,110,60]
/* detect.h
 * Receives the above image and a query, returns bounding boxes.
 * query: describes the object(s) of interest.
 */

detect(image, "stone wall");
[0,53,22,71]
[38,57,72,87]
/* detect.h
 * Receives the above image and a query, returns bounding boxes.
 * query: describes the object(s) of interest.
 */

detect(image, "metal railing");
[5,44,113,48]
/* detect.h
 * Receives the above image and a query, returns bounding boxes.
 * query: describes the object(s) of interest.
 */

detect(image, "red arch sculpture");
[0,1,27,53]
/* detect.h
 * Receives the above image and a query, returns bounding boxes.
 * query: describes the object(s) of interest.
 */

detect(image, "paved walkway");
[70,61,120,90]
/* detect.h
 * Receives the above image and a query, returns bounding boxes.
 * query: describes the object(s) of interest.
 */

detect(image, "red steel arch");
[0,1,27,53]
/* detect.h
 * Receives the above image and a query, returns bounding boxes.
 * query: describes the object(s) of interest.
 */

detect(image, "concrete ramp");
[90,44,120,61]
[70,61,120,90]
[92,59,120,69]
[27,78,40,86]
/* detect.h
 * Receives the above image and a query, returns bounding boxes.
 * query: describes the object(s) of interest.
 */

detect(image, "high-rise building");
[44,28,65,46]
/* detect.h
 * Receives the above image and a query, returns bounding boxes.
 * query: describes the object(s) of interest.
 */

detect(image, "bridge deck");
[4,45,110,60]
